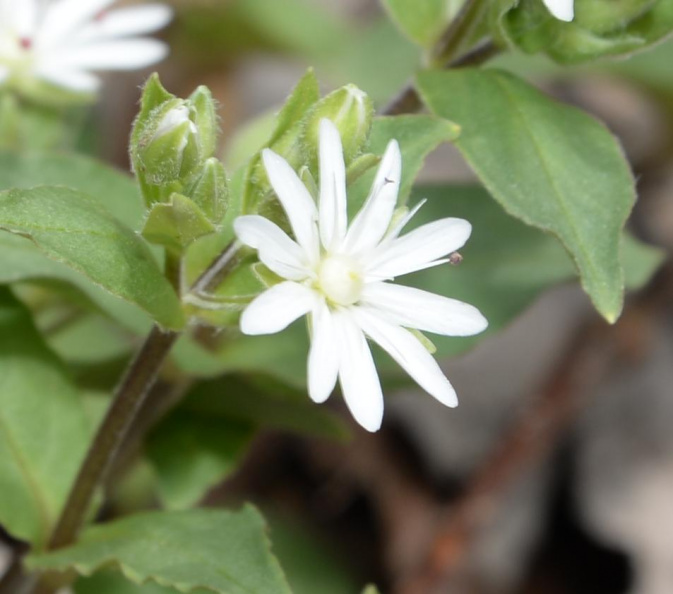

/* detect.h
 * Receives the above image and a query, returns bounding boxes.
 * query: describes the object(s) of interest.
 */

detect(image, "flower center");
[317,254,363,306]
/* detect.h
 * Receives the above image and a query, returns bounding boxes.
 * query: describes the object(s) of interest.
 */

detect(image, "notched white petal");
[308,302,339,404]
[234,215,310,281]
[240,281,316,336]
[345,139,402,254]
[362,282,488,337]
[318,118,348,251]
[335,311,384,432]
[368,217,472,279]
[262,148,319,260]
[353,308,458,408]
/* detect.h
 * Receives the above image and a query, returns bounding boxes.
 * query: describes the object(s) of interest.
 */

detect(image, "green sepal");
[142,193,216,255]
[409,328,437,355]
[188,86,219,158]
[298,166,318,200]
[346,153,381,186]
[188,158,229,223]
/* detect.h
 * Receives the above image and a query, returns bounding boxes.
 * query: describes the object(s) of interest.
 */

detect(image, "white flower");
[0,0,173,93]
[542,0,574,21]
[234,119,488,432]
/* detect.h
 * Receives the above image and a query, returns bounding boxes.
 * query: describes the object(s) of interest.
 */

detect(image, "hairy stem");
[48,326,179,550]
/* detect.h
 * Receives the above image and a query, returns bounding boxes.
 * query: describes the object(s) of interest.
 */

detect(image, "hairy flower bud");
[300,84,374,174]
[130,75,220,206]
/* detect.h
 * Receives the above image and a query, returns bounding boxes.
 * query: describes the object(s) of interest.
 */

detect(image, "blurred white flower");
[234,119,488,432]
[542,0,574,21]
[0,0,172,93]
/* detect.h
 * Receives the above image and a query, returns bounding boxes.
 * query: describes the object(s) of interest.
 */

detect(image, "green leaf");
[146,413,254,510]
[382,0,460,47]
[76,571,198,594]
[0,186,185,329]
[0,288,90,546]
[28,507,293,594]
[349,114,460,212]
[265,515,358,594]
[0,151,154,331]
[0,150,143,229]
[417,69,636,322]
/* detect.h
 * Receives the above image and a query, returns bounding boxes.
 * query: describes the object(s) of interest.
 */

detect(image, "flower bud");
[496,0,673,64]
[130,75,221,206]
[188,158,229,224]
[301,84,374,173]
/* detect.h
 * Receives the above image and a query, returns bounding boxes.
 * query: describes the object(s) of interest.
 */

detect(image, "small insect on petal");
[448,252,463,266]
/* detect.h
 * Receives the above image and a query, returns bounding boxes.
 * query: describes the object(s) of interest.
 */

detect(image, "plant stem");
[164,251,183,295]
[47,326,179,550]
[382,40,500,116]
[433,0,487,65]
[191,240,241,294]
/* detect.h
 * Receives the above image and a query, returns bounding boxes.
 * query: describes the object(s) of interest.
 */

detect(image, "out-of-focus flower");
[542,0,574,21]
[234,119,488,432]
[0,0,172,93]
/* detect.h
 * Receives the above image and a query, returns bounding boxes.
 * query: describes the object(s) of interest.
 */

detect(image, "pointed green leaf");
[382,0,461,46]
[0,288,90,546]
[28,507,293,594]
[417,69,636,322]
[0,186,184,329]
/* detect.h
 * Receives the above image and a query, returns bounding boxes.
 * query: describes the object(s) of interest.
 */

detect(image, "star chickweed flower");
[234,119,488,432]
[542,0,574,21]
[0,0,173,93]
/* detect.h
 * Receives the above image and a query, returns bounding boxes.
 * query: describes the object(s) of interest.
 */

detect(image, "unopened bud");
[131,75,221,206]
[301,84,374,173]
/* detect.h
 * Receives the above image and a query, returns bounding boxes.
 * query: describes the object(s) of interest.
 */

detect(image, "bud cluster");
[244,72,377,221]
[130,74,228,254]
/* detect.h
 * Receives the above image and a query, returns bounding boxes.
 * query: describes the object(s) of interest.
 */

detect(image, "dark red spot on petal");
[19,37,32,50]
[94,9,109,22]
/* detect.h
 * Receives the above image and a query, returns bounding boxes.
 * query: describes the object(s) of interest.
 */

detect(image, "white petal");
[318,119,347,251]
[262,149,319,262]
[0,65,10,84]
[367,217,471,279]
[40,0,117,47]
[334,310,384,432]
[308,302,339,404]
[345,139,401,255]
[75,5,173,43]
[240,282,316,336]
[44,39,168,70]
[34,66,100,92]
[543,0,574,21]
[361,282,488,336]
[353,308,458,408]
[234,215,310,281]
